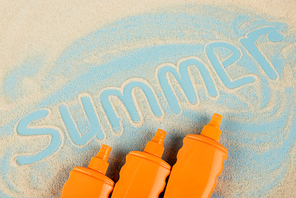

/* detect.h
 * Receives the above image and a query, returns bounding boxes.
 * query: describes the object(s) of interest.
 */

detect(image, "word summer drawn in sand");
[16,26,284,165]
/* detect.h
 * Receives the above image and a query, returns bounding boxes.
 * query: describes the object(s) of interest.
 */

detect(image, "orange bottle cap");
[200,113,223,142]
[144,129,166,158]
[88,144,111,174]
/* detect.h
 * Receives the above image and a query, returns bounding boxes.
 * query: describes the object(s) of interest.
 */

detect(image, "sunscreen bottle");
[111,129,171,198]
[61,144,114,198]
[164,113,228,198]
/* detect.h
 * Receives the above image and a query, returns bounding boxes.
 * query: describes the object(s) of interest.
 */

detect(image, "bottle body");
[61,144,114,198]
[111,151,171,198]
[164,134,228,198]
[61,167,114,198]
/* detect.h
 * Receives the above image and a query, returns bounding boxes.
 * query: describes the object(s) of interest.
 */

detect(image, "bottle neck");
[144,129,166,158]
[200,113,222,142]
[88,144,111,174]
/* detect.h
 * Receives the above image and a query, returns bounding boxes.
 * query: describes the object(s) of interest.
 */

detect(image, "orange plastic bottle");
[164,113,228,198]
[111,129,171,198]
[61,144,114,198]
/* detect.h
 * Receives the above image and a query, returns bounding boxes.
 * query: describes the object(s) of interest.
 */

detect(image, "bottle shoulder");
[186,134,228,154]
[72,166,114,186]
[128,151,171,170]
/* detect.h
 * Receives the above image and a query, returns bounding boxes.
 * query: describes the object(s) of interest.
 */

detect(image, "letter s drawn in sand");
[16,109,63,165]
